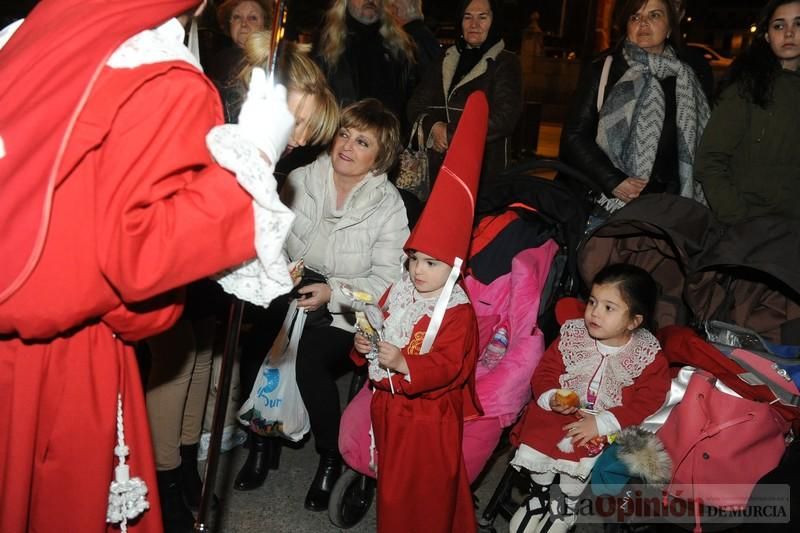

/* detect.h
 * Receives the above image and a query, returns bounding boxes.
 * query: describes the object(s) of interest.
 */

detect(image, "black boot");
[156,467,195,533]
[179,444,203,509]
[180,443,220,511]
[233,432,281,491]
[304,450,343,512]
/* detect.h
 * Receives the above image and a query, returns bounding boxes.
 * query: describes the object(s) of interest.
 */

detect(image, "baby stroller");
[590,326,800,533]
[473,156,598,343]
[479,195,800,532]
[327,159,593,529]
[579,194,800,341]
[580,196,800,531]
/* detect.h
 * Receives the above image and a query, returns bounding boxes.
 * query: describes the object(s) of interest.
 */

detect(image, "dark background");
[1,1,765,62]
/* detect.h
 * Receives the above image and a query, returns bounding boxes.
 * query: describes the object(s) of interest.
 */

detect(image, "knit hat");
[404,90,488,267]
[404,91,488,354]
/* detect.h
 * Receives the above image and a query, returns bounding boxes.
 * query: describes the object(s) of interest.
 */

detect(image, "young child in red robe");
[351,92,489,533]
[509,264,671,533]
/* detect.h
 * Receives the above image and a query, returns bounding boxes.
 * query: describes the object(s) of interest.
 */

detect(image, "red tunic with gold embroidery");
[367,281,481,533]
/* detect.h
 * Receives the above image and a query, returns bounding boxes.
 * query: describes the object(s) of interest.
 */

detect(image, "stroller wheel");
[328,468,375,528]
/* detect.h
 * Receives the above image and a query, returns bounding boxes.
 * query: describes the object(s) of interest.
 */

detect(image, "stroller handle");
[499,157,602,195]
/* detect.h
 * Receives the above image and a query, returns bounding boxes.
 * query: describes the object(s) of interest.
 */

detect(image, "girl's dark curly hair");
[592,263,659,332]
[718,0,794,108]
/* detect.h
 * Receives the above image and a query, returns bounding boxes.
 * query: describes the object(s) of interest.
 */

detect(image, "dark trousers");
[238,298,354,453]
[238,298,289,398]
[295,324,355,453]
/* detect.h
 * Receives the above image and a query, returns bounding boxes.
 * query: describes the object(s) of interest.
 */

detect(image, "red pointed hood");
[404,91,489,267]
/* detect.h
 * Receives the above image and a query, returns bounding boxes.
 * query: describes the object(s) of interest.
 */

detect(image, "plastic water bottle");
[481,326,509,370]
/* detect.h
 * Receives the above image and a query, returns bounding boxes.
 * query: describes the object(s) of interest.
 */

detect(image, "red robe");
[368,300,482,533]
[0,63,254,532]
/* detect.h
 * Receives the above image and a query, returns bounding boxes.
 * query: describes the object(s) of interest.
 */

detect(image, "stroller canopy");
[579,195,800,343]
[689,216,800,343]
[579,194,720,329]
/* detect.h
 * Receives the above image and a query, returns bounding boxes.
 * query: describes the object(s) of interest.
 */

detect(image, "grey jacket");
[282,154,410,330]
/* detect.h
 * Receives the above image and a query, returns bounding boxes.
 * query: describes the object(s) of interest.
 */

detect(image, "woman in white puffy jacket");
[236,98,409,512]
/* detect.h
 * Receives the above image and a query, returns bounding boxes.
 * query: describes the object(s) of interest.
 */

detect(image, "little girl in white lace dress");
[509,264,671,533]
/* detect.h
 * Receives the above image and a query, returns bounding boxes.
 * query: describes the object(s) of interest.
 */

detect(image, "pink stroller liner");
[339,383,504,482]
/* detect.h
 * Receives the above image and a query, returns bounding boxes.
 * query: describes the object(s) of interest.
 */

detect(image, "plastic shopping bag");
[237,299,310,442]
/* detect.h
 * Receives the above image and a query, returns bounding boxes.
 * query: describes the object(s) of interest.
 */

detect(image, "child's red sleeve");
[607,353,671,428]
[350,347,367,367]
[531,339,566,398]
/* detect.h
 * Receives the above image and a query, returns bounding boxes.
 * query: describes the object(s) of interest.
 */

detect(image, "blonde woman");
[316,0,416,130]
[144,31,339,529]
[387,0,442,81]
[222,31,339,145]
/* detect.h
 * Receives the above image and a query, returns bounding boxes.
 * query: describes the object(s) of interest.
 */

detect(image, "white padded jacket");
[281,154,409,331]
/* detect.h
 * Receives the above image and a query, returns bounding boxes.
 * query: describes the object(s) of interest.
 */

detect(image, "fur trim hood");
[592,426,673,495]
[441,39,506,97]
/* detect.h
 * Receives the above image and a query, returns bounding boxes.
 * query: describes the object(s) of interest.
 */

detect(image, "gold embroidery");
[406,331,425,355]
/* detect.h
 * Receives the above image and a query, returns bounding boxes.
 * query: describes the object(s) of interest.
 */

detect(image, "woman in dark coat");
[559,0,709,217]
[406,0,522,186]
[204,0,271,90]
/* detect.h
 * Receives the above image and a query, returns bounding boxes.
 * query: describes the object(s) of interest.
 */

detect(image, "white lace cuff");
[207,125,295,307]
[368,358,391,383]
[595,410,622,436]
[538,389,557,411]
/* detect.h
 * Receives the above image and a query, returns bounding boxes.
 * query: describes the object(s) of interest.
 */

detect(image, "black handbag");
[289,267,332,329]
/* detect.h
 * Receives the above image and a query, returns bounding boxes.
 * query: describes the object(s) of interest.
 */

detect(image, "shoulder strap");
[408,113,428,150]
[596,55,613,112]
[728,350,800,408]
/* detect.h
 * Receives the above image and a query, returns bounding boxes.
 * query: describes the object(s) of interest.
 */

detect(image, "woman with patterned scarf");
[560,0,709,218]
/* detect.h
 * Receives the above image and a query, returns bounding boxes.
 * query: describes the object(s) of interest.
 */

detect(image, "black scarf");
[452,26,502,88]
[343,12,407,121]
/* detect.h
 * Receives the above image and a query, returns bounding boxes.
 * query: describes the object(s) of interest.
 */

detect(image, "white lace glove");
[207,113,295,308]
[237,67,295,165]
